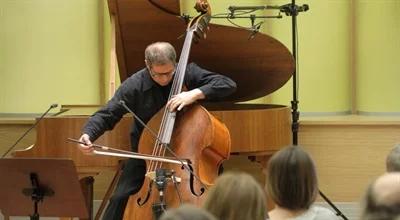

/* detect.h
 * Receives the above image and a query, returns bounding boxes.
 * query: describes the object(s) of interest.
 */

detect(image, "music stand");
[0,158,88,219]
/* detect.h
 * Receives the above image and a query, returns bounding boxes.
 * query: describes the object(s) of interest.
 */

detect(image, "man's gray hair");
[145,42,176,67]
[386,144,400,172]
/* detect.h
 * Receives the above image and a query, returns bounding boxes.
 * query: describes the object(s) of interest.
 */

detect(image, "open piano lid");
[108,0,295,106]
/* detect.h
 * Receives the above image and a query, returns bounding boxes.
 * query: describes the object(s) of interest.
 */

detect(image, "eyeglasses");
[148,67,175,78]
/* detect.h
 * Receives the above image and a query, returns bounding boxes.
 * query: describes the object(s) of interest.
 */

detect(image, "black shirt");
[83,62,236,151]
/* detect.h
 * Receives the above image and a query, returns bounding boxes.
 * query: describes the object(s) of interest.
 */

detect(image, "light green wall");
[1,0,399,114]
[356,0,400,113]
[183,0,400,114]
[0,0,102,114]
[264,0,352,113]
[183,0,352,112]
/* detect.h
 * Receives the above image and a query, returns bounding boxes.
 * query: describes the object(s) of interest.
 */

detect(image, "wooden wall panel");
[299,117,400,202]
[0,123,36,155]
[2,116,400,201]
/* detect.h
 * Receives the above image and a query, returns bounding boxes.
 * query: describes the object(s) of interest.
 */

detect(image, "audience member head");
[203,172,267,220]
[386,144,400,172]
[361,172,400,220]
[160,204,216,220]
[266,145,318,211]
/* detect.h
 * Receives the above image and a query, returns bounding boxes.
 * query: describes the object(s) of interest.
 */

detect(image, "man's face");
[147,63,175,86]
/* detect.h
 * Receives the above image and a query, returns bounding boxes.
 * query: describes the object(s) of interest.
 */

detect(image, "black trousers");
[102,159,146,220]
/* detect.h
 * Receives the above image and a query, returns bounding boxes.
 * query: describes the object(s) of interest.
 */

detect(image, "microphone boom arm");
[1,104,58,158]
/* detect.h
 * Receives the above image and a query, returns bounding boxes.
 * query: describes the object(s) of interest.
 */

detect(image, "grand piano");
[13,0,294,219]
[105,0,294,156]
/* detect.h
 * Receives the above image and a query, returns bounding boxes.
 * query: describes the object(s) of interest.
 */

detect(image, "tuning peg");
[194,0,209,13]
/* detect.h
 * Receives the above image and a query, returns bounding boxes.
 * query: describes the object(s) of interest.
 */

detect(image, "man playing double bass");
[78,42,236,219]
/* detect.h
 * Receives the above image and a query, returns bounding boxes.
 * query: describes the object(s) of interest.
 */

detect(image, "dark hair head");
[266,145,318,210]
[203,172,267,220]
[160,204,216,220]
[386,144,400,172]
[144,42,176,67]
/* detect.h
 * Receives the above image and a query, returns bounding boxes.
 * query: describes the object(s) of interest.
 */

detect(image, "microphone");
[248,22,263,40]
[228,4,309,15]
[267,4,309,15]
[228,5,267,12]
[155,168,167,201]
[153,168,169,219]
[1,103,58,158]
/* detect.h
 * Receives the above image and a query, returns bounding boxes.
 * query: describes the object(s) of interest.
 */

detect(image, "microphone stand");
[227,3,348,219]
[152,168,168,219]
[1,104,58,158]
[281,2,348,220]
[288,1,300,146]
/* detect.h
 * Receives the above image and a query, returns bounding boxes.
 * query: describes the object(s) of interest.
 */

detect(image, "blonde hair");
[160,204,216,220]
[203,172,267,220]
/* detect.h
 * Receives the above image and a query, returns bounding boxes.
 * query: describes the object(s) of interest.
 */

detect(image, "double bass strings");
[150,29,195,173]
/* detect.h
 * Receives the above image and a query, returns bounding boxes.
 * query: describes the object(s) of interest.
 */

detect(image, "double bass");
[123,1,230,219]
